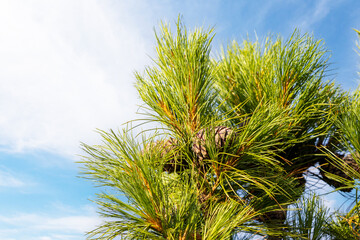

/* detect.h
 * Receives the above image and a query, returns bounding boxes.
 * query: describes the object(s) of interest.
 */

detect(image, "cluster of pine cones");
[145,126,236,173]
[145,126,360,194]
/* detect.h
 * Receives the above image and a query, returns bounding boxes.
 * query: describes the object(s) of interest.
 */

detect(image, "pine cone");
[261,209,287,224]
[320,153,360,192]
[343,153,360,172]
[192,126,236,161]
[145,138,186,173]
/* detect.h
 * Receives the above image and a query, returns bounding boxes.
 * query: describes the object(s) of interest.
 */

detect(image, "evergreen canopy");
[81,21,360,239]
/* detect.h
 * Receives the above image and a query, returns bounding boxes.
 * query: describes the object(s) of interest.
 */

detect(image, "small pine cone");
[261,209,287,224]
[321,153,360,192]
[343,153,360,173]
[192,129,207,161]
[161,138,178,155]
[254,206,288,225]
[192,126,236,161]
[144,138,177,158]
[161,138,184,172]
[145,138,185,173]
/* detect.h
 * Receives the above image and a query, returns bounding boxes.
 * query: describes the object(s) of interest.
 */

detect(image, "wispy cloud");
[297,0,343,31]
[0,0,153,157]
[0,210,101,239]
[0,168,25,188]
[0,214,99,231]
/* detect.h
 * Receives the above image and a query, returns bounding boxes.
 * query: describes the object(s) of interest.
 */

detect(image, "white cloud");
[38,235,78,240]
[0,202,102,239]
[0,169,25,188]
[0,0,153,157]
[297,0,343,31]
[39,237,52,240]
[0,212,101,239]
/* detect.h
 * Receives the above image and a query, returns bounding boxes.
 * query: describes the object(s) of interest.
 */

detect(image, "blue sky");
[0,0,359,239]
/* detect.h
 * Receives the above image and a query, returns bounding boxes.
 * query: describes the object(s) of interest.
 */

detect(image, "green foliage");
[325,200,360,240]
[215,31,345,170]
[286,194,330,240]
[81,22,360,239]
[216,31,334,114]
[317,29,360,240]
[81,130,203,239]
[135,21,217,140]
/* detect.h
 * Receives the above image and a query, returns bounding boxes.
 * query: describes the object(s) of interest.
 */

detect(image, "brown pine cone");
[343,153,360,172]
[261,208,287,224]
[320,153,360,192]
[145,138,186,173]
[192,126,236,161]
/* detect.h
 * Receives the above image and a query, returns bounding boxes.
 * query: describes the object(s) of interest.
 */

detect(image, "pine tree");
[80,21,359,239]
[322,29,360,239]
